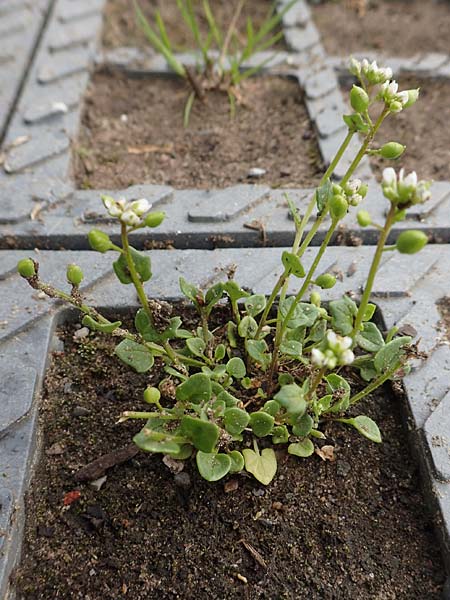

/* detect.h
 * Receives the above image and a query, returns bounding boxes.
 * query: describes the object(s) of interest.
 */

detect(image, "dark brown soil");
[74,72,323,189]
[368,77,450,181]
[15,314,445,599]
[438,298,450,340]
[312,0,450,56]
[102,0,287,50]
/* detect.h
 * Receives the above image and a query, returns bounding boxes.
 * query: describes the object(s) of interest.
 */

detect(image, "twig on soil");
[74,443,139,482]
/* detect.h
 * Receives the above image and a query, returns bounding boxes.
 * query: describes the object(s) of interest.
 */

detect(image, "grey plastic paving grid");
[0,0,450,246]
[0,0,450,597]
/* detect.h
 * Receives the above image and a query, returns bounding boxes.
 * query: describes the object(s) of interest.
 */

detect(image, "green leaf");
[278,373,294,386]
[292,413,313,437]
[82,315,122,333]
[228,450,244,473]
[216,390,239,407]
[281,251,305,278]
[343,416,382,443]
[244,294,266,317]
[263,400,280,417]
[279,339,302,358]
[316,394,333,413]
[272,425,289,444]
[214,344,226,361]
[212,399,226,417]
[205,282,224,311]
[166,444,193,460]
[362,303,376,321]
[238,315,258,338]
[223,407,250,436]
[280,298,319,329]
[307,319,327,343]
[176,373,212,404]
[316,178,333,213]
[180,416,219,453]
[249,411,274,437]
[133,427,180,455]
[329,296,358,335]
[113,248,152,284]
[186,337,206,357]
[354,358,377,381]
[115,339,154,373]
[242,448,277,485]
[245,339,271,370]
[226,357,246,379]
[343,113,369,134]
[224,281,250,303]
[356,322,385,352]
[135,310,183,343]
[288,439,314,458]
[179,277,203,305]
[274,384,307,417]
[196,451,231,481]
[325,373,351,413]
[374,336,411,374]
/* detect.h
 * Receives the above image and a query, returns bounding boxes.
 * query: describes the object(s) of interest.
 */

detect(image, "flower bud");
[358,182,368,198]
[120,209,141,227]
[143,386,161,405]
[380,142,405,160]
[330,195,348,220]
[88,229,114,253]
[129,198,150,216]
[396,230,428,254]
[144,211,166,228]
[332,183,343,195]
[350,85,369,114]
[389,100,403,113]
[66,264,84,286]
[348,57,361,77]
[357,210,372,227]
[403,88,419,108]
[316,273,336,289]
[310,291,321,307]
[17,258,36,279]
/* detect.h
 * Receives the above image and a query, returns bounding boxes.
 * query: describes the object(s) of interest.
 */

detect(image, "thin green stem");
[352,204,396,338]
[121,223,154,324]
[121,411,179,420]
[349,362,400,405]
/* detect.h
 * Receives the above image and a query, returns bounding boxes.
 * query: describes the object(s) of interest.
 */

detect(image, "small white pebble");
[248,167,266,178]
[120,113,128,123]
[73,326,89,339]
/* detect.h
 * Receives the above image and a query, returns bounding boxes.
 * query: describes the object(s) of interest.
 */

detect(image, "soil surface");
[15,314,445,599]
[102,0,287,50]
[75,72,323,189]
[312,0,450,56]
[368,76,450,181]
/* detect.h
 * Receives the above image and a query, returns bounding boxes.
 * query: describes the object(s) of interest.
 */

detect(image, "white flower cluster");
[379,81,418,113]
[350,58,393,85]
[102,196,151,227]
[344,178,364,207]
[382,168,431,207]
[311,330,355,370]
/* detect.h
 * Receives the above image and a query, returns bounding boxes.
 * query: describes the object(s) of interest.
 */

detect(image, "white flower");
[120,209,141,227]
[341,349,355,365]
[312,330,355,369]
[397,91,409,105]
[349,57,361,76]
[382,167,397,187]
[349,193,363,207]
[402,170,418,188]
[346,179,362,194]
[129,198,151,216]
[311,348,325,367]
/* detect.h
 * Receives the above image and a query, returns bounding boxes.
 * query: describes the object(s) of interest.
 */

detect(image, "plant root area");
[312,0,450,56]
[74,73,324,190]
[14,316,445,599]
[366,76,450,181]
[102,0,287,50]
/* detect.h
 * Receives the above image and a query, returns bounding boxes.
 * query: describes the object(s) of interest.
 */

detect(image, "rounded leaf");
[226,357,246,379]
[223,407,250,436]
[288,439,314,458]
[228,450,244,473]
[196,451,231,481]
[249,411,274,437]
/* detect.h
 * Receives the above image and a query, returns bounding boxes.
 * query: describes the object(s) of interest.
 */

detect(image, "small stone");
[224,479,239,493]
[252,488,265,497]
[73,327,89,339]
[174,472,191,489]
[89,476,107,491]
[336,460,351,477]
[73,406,90,417]
[162,455,184,474]
[247,167,266,178]
[272,501,283,511]
[46,443,64,456]
[120,114,128,123]
[63,382,73,394]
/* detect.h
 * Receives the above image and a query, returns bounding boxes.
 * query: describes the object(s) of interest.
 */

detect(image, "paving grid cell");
[0,244,450,597]
[1,0,450,246]
[0,0,450,596]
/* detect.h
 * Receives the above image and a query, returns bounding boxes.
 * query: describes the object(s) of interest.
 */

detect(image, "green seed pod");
[380,142,405,160]
[144,211,165,228]
[88,229,114,253]
[357,210,372,227]
[329,194,348,220]
[143,386,161,405]
[396,230,428,254]
[358,182,369,198]
[17,258,36,279]
[350,85,369,114]
[310,291,321,307]
[66,264,84,286]
[389,100,403,113]
[316,273,336,289]
[332,183,343,195]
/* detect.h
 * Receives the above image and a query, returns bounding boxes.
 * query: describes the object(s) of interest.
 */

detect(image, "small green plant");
[134,0,297,124]
[18,58,430,485]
